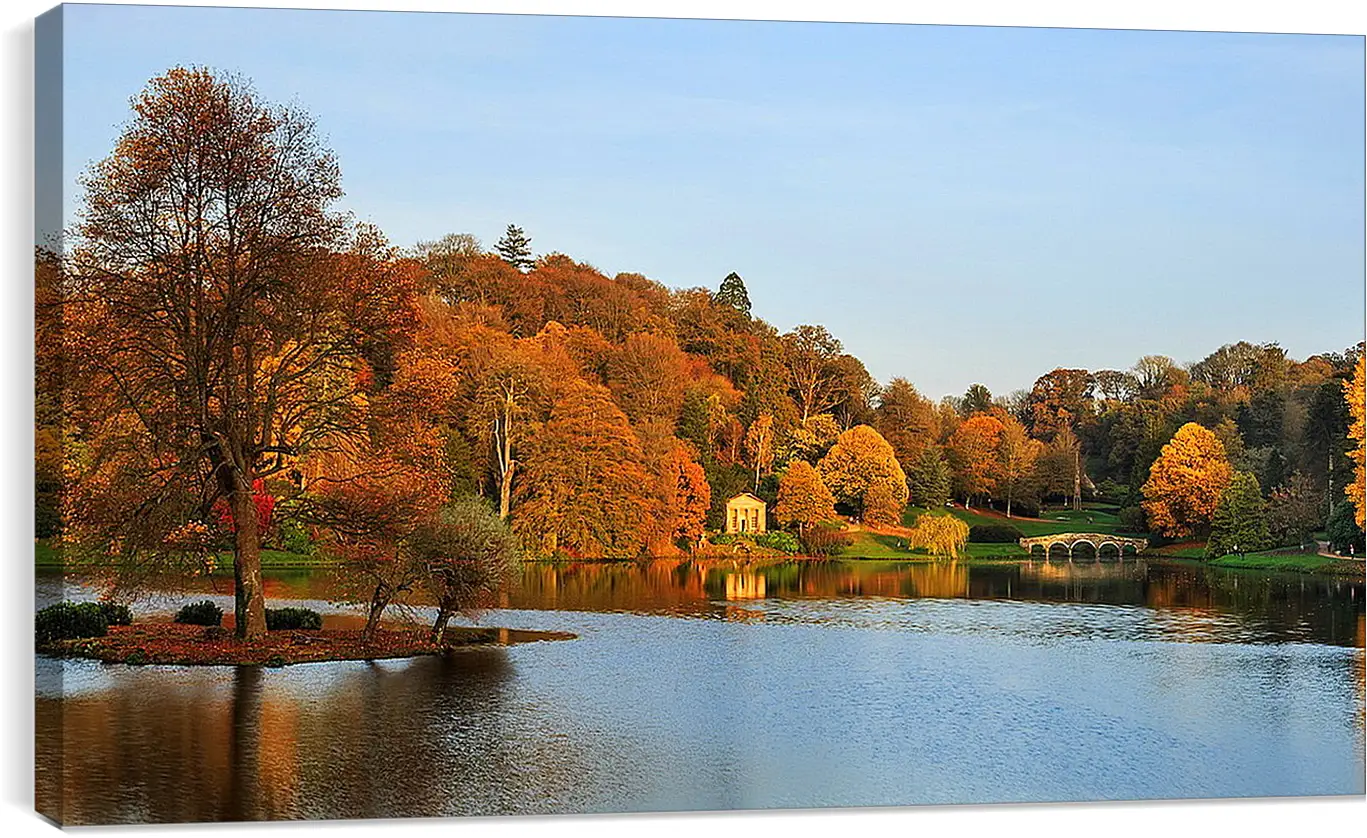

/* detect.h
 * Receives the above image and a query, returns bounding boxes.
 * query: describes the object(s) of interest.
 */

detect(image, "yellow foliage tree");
[817,425,909,525]
[1141,422,1234,539]
[773,460,837,533]
[908,513,970,560]
[1344,356,1365,528]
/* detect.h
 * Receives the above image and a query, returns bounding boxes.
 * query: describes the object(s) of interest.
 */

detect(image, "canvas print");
[34,2,1366,826]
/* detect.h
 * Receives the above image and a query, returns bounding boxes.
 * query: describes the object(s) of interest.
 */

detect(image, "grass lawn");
[840,529,1028,560]
[1206,550,1364,576]
[902,505,1129,538]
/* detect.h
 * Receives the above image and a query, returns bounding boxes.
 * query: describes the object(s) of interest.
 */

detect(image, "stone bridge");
[1018,532,1149,560]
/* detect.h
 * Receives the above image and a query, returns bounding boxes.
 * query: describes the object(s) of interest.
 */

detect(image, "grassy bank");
[1205,550,1365,577]
[840,529,1028,561]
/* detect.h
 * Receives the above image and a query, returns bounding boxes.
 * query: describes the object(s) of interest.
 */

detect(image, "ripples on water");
[35,560,1366,824]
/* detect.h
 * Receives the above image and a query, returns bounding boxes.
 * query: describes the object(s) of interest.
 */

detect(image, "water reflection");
[505,559,1361,647]
[34,559,1364,824]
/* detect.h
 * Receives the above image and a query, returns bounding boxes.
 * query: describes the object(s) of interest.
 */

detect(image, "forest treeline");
[34,68,1367,638]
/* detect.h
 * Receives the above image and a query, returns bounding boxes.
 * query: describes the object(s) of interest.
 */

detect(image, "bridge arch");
[1019,532,1148,561]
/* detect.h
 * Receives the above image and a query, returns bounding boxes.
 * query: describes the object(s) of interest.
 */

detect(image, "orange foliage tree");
[661,444,711,549]
[947,414,1005,507]
[817,425,909,526]
[1141,422,1234,538]
[64,68,418,638]
[1345,356,1365,528]
[773,460,837,533]
[995,413,1043,518]
[606,331,690,426]
[513,380,656,557]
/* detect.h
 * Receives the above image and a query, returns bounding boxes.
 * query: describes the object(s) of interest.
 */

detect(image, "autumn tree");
[1141,423,1234,539]
[466,333,549,519]
[1132,355,1187,401]
[1036,424,1085,510]
[513,379,655,557]
[773,460,838,533]
[906,446,952,509]
[817,425,909,525]
[64,68,417,638]
[306,455,446,641]
[996,414,1043,518]
[606,332,689,427]
[744,414,776,491]
[495,223,534,272]
[660,444,711,548]
[1344,355,1365,528]
[412,498,519,643]
[908,513,969,560]
[715,271,752,318]
[947,414,1005,507]
[1204,472,1272,559]
[873,377,938,466]
[782,413,842,464]
[782,325,845,422]
[1027,368,1094,441]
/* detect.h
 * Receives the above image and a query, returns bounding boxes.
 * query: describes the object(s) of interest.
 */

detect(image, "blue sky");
[58,3,1365,400]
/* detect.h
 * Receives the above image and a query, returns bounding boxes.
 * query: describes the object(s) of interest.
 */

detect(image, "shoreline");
[39,623,576,668]
[37,551,1364,578]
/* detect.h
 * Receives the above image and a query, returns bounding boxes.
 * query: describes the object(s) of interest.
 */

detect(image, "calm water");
[36,559,1366,824]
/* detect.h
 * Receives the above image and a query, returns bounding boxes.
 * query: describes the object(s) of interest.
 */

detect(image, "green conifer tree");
[1204,471,1272,558]
[715,271,752,318]
[495,223,534,272]
[906,447,952,509]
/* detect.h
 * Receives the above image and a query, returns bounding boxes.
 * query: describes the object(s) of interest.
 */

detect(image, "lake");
[35,559,1366,824]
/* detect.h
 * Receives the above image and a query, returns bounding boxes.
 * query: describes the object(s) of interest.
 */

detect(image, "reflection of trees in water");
[37,649,609,824]
[507,560,1362,647]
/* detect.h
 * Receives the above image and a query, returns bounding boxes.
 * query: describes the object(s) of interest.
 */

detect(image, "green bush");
[277,519,315,556]
[36,602,108,645]
[174,600,223,627]
[753,532,800,554]
[98,602,133,626]
[124,649,149,666]
[265,607,323,631]
[1118,506,1148,534]
[968,524,1024,543]
[800,524,853,556]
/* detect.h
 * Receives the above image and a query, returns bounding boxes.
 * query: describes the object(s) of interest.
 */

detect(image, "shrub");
[98,602,133,626]
[968,524,1024,543]
[277,519,315,556]
[174,600,223,627]
[800,524,853,556]
[264,654,288,668]
[124,649,149,666]
[36,602,108,645]
[753,532,800,554]
[1118,506,1148,534]
[265,607,323,631]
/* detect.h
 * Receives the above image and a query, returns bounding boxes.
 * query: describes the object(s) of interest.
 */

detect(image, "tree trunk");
[229,477,267,640]
[430,608,453,644]
[497,398,515,520]
[362,586,391,642]
[1006,490,1013,519]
